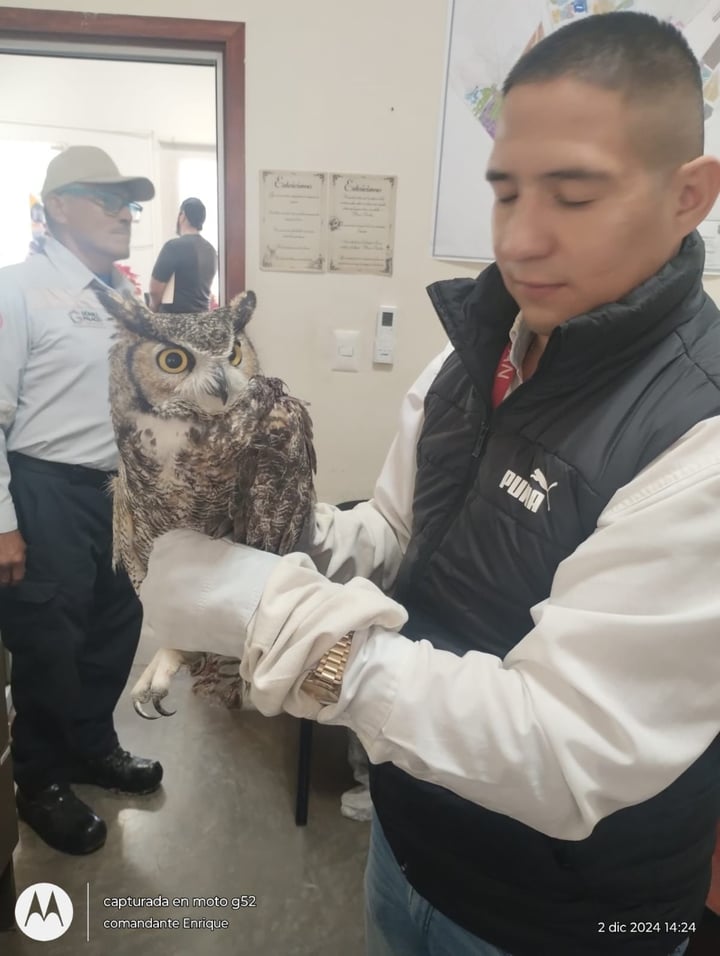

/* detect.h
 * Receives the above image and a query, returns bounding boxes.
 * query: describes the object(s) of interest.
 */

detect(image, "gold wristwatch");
[300,633,354,705]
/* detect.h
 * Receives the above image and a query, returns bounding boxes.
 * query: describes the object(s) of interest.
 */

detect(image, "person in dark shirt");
[149,197,217,313]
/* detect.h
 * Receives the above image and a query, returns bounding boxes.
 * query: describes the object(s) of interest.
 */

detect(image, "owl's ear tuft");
[95,287,153,336]
[229,290,257,334]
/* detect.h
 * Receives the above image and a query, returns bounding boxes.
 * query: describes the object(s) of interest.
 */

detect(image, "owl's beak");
[208,369,229,405]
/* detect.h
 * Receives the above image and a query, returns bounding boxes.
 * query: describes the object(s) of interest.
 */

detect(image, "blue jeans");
[364,813,689,956]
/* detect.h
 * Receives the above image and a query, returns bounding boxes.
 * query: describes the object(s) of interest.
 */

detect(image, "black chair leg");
[295,718,314,825]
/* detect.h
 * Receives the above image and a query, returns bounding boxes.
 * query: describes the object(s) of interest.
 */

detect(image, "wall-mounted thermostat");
[374,307,396,365]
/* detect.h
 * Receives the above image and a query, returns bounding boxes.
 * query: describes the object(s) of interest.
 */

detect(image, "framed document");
[328,174,397,276]
[259,170,326,272]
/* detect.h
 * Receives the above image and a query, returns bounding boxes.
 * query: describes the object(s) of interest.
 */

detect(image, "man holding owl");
[0,146,162,856]
[140,13,718,956]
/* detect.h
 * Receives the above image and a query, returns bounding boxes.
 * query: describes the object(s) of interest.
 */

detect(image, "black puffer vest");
[370,233,720,956]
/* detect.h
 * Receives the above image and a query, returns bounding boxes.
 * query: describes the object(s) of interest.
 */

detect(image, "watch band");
[300,632,354,705]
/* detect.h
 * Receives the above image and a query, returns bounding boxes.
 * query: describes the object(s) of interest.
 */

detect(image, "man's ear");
[43,193,70,227]
[673,156,720,234]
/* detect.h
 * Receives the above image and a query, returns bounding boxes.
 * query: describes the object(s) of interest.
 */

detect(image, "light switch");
[332,330,360,372]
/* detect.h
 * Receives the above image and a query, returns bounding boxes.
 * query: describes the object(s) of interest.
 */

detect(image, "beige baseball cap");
[41,145,155,202]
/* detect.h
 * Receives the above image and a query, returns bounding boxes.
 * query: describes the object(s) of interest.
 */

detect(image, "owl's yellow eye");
[157,348,192,374]
[229,342,243,367]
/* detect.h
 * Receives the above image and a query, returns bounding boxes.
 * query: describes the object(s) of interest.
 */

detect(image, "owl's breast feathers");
[113,412,242,578]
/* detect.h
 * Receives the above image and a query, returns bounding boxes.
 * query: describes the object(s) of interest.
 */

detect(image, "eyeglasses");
[58,185,143,223]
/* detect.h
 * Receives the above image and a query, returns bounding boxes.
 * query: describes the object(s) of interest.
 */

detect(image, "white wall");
[0,0,481,505]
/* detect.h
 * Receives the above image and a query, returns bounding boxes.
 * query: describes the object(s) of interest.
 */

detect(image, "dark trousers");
[0,453,142,792]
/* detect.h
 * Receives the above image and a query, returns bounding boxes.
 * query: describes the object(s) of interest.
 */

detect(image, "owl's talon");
[154,699,176,717]
[134,700,160,720]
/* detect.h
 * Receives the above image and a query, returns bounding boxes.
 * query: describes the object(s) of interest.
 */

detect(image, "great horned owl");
[96,288,316,716]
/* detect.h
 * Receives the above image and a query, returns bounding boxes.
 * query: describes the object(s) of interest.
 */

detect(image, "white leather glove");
[139,529,281,659]
[241,552,407,718]
[140,528,408,723]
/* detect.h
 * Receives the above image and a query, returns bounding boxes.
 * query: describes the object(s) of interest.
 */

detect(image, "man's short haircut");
[180,197,207,230]
[503,12,704,164]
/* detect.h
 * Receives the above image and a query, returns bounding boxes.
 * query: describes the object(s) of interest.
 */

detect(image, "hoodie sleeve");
[244,417,720,841]
[302,344,453,589]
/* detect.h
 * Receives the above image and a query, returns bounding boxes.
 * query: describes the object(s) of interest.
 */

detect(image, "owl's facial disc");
[154,344,238,414]
[134,327,260,416]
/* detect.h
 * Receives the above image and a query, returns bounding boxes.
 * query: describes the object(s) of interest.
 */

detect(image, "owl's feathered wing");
[174,376,317,709]
[220,376,317,555]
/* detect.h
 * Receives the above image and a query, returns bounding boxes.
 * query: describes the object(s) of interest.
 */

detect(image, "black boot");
[16,783,107,855]
[70,745,163,794]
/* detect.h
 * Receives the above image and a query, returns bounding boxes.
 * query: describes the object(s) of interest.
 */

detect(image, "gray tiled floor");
[3,664,370,956]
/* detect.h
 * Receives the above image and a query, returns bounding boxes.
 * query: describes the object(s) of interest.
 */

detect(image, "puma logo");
[499,467,558,513]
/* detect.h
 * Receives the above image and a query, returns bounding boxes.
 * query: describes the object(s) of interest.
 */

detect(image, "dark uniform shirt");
[151,233,217,313]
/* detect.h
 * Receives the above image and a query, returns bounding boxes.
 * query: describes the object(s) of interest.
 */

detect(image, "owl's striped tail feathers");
[188,653,253,709]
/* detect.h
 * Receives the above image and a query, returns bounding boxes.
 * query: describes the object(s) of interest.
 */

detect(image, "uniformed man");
[0,146,163,855]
